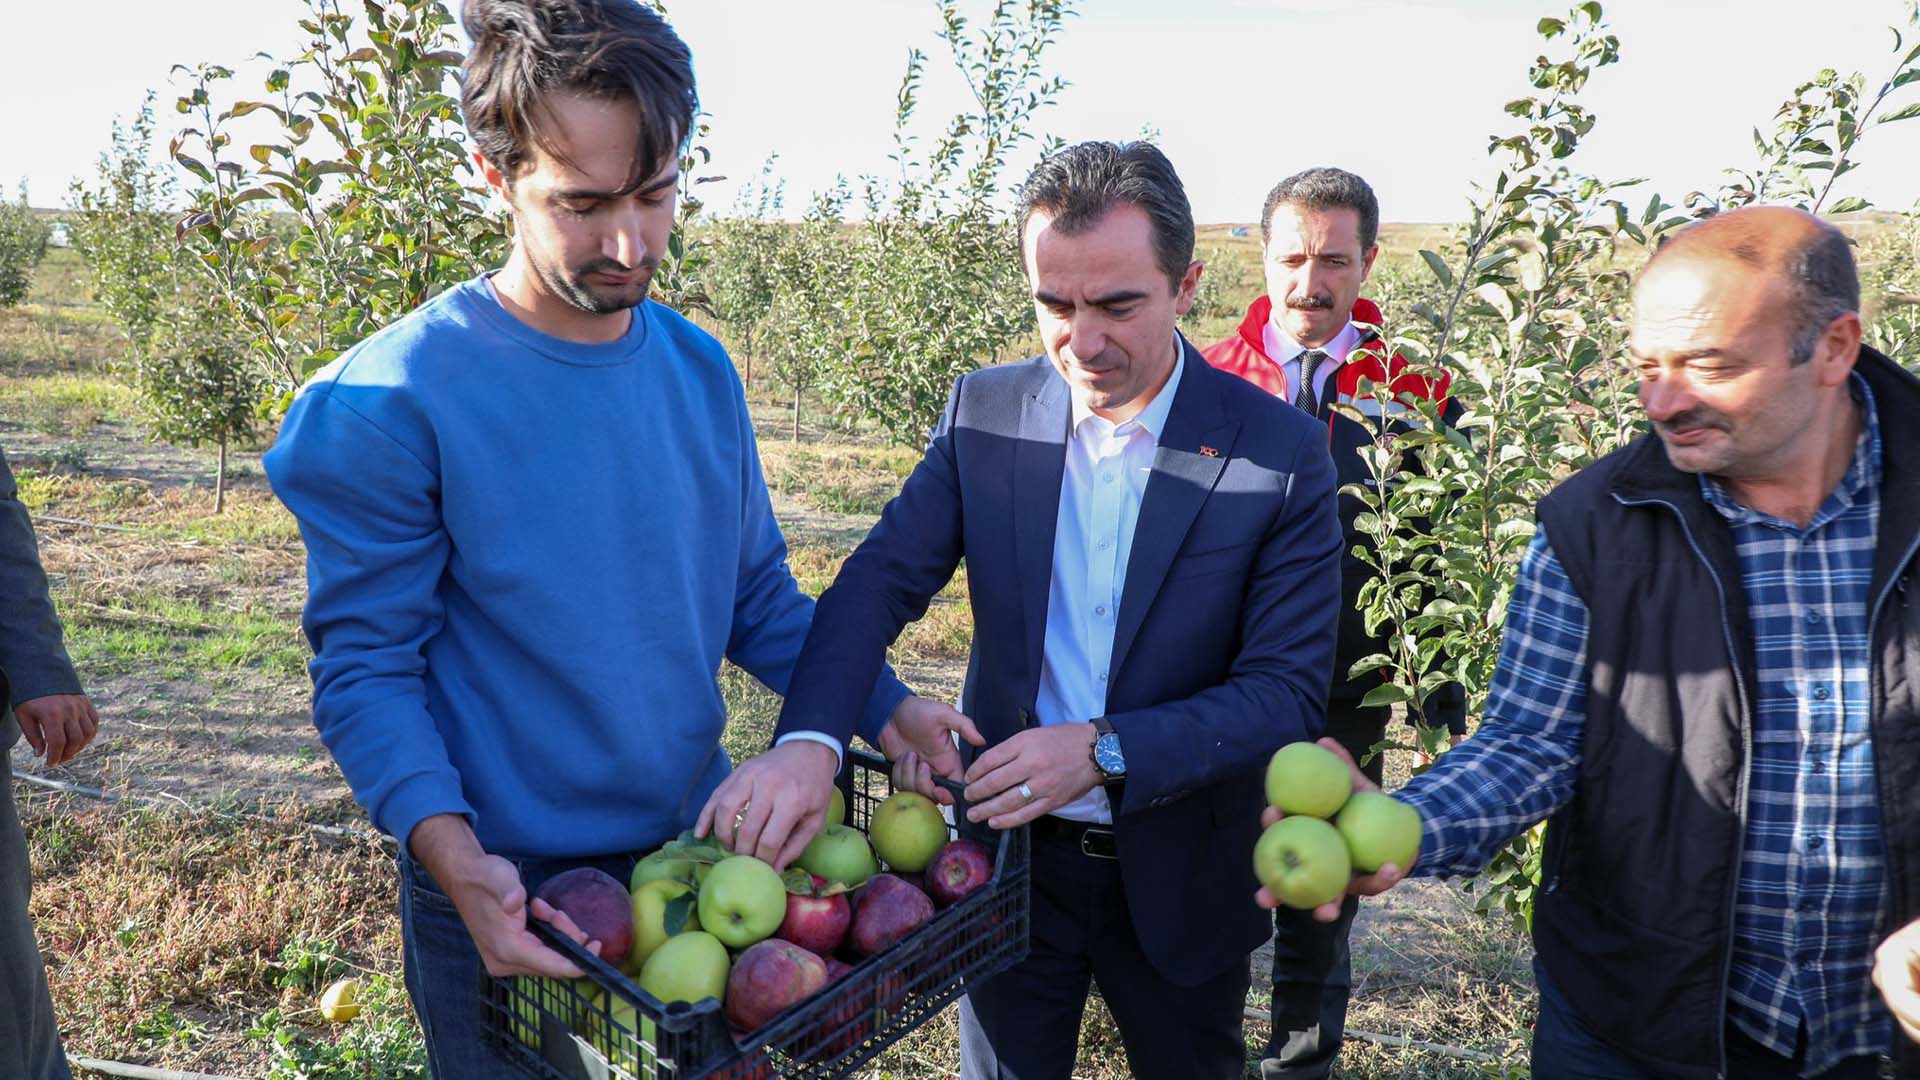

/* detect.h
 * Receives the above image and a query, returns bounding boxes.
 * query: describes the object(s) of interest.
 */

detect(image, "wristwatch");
[1090,717,1125,784]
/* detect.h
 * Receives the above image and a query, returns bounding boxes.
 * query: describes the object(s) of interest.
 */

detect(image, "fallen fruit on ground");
[319,977,361,1022]
[1334,790,1422,873]
[638,931,730,1006]
[699,855,787,948]
[925,837,994,906]
[534,866,635,966]
[1254,815,1353,909]
[850,872,935,956]
[1265,742,1353,819]
[724,938,829,1031]
[869,791,949,872]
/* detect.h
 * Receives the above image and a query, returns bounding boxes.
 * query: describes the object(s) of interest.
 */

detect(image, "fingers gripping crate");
[483,748,1031,1079]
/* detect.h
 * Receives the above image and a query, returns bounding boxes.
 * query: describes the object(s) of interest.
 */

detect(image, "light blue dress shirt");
[1035,345,1185,823]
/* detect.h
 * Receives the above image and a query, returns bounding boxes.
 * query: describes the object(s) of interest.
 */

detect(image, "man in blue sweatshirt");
[264,2,957,1073]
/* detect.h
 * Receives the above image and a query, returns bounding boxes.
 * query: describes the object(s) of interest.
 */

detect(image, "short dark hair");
[1013,141,1195,290]
[1260,167,1379,251]
[1652,213,1859,365]
[460,0,696,190]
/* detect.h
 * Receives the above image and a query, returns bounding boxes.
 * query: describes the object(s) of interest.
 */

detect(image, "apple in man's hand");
[1253,816,1352,910]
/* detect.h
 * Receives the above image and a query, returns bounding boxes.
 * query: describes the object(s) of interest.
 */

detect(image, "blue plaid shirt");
[1398,376,1893,1072]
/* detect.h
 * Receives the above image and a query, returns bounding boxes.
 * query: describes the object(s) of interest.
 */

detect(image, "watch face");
[1095,733,1124,776]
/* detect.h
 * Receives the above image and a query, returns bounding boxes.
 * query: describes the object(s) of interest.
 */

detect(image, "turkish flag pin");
[1199,445,1220,458]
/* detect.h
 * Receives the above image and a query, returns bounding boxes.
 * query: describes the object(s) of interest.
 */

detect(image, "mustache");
[1287,294,1335,311]
[1654,410,1730,437]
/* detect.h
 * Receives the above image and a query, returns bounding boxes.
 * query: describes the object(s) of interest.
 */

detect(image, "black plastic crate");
[483,748,1031,1079]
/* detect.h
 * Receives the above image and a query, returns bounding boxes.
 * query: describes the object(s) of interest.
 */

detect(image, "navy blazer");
[777,338,1343,985]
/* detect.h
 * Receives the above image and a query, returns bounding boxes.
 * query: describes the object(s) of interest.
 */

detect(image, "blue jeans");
[397,848,638,1080]
[1531,957,1884,1079]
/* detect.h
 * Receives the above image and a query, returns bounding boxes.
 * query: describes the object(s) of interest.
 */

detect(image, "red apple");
[850,873,935,956]
[533,867,634,966]
[926,838,994,906]
[825,957,856,982]
[777,875,851,956]
[723,939,828,1032]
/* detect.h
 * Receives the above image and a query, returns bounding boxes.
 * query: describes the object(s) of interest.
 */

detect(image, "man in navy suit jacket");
[775,141,1343,1077]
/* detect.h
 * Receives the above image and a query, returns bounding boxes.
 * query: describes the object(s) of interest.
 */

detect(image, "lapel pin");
[1198,445,1220,458]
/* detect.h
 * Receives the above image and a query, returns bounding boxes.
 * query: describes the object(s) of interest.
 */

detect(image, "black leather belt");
[1032,814,1119,860]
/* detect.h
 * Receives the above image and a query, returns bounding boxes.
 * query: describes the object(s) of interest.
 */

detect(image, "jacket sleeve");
[774,379,969,749]
[0,448,83,712]
[263,391,475,848]
[1108,421,1344,813]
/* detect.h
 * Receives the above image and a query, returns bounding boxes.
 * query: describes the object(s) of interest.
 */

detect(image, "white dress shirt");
[1034,345,1186,823]
[1261,316,1361,408]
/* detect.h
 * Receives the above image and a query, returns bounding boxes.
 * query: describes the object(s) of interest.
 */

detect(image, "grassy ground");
[7,245,1534,1078]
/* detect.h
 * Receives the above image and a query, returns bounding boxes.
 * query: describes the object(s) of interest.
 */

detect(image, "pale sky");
[3,1,1916,225]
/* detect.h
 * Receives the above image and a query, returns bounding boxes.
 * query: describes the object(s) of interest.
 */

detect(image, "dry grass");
[21,788,409,1076]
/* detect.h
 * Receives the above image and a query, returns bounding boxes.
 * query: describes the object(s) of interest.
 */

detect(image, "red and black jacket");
[1203,296,1466,731]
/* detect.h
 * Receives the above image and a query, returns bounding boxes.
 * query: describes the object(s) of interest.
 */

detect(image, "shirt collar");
[1070,334,1185,440]
[1263,314,1361,367]
[1700,371,1882,530]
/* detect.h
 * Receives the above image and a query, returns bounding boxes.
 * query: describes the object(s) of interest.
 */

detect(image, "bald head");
[1640,205,1858,364]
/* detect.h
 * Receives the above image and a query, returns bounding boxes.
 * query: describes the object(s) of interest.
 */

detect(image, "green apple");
[583,986,657,1075]
[697,855,787,948]
[627,878,700,974]
[1333,791,1422,873]
[1253,816,1353,910]
[1264,742,1352,819]
[797,823,878,887]
[638,930,730,1006]
[869,791,949,873]
[827,786,847,828]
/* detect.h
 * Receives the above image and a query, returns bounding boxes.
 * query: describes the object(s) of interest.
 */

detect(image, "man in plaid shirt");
[1260,205,1920,1079]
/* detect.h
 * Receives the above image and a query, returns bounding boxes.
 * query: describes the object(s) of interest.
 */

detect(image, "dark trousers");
[397,847,637,1080]
[2,771,72,1080]
[960,820,1251,1079]
[1531,958,1885,1079]
[1262,703,1387,1080]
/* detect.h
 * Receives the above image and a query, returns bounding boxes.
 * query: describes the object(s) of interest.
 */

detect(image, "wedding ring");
[1018,782,1035,801]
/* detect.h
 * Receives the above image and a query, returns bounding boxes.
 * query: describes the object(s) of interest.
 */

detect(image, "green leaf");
[1536,16,1566,35]
[663,894,695,938]
[1828,196,1870,214]
[1877,102,1920,124]
[782,867,815,895]
[1359,683,1412,709]
[1419,249,1453,288]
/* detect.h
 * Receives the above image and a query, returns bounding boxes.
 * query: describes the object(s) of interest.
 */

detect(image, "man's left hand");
[695,739,839,869]
[15,694,100,768]
[962,723,1099,829]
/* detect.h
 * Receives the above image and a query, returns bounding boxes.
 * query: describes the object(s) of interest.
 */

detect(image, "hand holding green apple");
[1253,738,1420,923]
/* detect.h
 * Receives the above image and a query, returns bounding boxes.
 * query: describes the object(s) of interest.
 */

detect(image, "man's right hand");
[408,814,600,979]
[878,695,984,805]
[1253,737,1414,922]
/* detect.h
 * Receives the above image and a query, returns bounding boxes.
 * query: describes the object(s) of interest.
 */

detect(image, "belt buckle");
[1080,826,1118,860]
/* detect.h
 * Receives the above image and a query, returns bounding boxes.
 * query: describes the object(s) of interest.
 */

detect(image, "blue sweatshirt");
[265,275,909,858]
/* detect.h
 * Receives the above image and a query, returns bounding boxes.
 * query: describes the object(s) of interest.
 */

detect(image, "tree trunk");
[742,330,755,392]
[214,436,228,515]
[792,382,802,443]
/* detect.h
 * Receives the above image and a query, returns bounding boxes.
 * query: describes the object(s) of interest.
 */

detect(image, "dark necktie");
[1294,349,1327,415]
